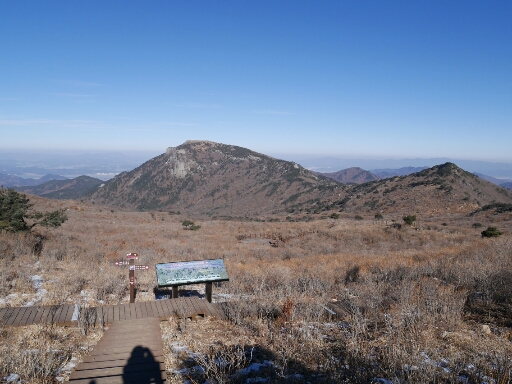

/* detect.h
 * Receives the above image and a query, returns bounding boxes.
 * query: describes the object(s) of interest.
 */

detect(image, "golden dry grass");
[0,196,511,382]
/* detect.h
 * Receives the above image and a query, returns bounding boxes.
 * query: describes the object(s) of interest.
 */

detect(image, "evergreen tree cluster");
[0,188,67,232]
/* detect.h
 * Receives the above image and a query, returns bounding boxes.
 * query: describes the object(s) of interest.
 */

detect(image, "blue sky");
[1,1,511,162]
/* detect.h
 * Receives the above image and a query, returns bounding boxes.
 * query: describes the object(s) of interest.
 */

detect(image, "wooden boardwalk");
[68,317,167,383]
[0,297,226,327]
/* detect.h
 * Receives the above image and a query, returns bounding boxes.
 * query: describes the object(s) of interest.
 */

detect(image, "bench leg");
[205,283,212,303]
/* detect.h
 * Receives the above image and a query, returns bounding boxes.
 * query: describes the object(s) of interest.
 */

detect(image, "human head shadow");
[122,345,164,384]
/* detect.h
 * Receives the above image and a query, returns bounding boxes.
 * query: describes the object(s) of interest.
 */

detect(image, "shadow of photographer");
[121,345,164,384]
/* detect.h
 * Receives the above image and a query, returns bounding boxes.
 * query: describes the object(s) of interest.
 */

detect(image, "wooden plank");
[167,299,181,317]
[75,354,164,371]
[69,360,165,380]
[113,305,120,322]
[97,333,163,347]
[105,305,114,323]
[171,298,184,316]
[8,307,26,326]
[159,299,172,317]
[43,305,60,324]
[25,305,40,325]
[69,366,167,384]
[56,304,70,325]
[71,358,165,376]
[48,305,65,324]
[128,303,137,321]
[206,301,221,318]
[19,306,35,326]
[183,297,197,317]
[119,304,127,321]
[139,301,148,318]
[144,301,154,318]
[97,326,162,342]
[134,302,143,319]
[88,342,165,355]
[190,297,206,316]
[81,350,164,364]
[154,300,166,319]
[0,308,7,321]
[181,298,194,319]
[32,306,47,324]
[4,307,19,324]
[147,301,159,319]
[96,306,105,326]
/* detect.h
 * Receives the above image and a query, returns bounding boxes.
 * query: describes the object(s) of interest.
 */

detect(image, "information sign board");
[156,259,229,287]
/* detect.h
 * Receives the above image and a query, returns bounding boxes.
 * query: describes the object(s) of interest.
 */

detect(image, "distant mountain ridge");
[371,167,428,178]
[13,141,512,222]
[318,167,380,184]
[85,141,512,221]
[298,157,512,178]
[0,173,68,188]
[15,176,103,199]
[269,162,512,222]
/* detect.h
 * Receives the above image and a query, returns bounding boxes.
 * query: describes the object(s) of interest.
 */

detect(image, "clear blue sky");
[1,1,511,161]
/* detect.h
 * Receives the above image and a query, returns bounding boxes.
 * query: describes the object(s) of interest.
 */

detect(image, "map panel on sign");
[156,259,229,287]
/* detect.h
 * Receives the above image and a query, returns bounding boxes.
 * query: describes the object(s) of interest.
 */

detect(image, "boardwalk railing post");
[172,285,179,299]
[205,282,212,303]
[129,259,135,303]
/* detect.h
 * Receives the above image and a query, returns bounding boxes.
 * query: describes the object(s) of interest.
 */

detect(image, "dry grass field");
[1,195,511,383]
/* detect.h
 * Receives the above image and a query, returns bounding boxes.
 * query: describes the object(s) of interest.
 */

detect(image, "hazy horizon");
[2,146,512,181]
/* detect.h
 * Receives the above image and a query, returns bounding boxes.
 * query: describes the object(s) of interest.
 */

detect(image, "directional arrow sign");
[126,253,138,259]
[130,265,149,271]
[115,260,130,266]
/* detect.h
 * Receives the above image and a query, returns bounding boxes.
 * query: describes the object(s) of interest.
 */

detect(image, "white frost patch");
[25,288,47,307]
[170,343,190,354]
[31,275,44,289]
[3,373,20,383]
[236,361,273,376]
[372,379,393,384]
[172,366,204,376]
[71,304,81,321]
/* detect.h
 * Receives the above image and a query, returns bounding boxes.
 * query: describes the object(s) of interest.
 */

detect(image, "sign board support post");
[129,259,135,303]
[205,283,212,303]
[172,286,178,299]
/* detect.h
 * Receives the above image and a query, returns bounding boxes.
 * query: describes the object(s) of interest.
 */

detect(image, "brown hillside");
[88,140,342,217]
[286,162,512,226]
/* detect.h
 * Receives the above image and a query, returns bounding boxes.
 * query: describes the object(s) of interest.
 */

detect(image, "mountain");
[0,173,68,188]
[15,176,103,199]
[473,172,512,187]
[501,181,512,191]
[296,157,512,178]
[288,163,512,221]
[319,167,380,184]
[88,140,341,217]
[371,167,428,178]
[86,142,512,221]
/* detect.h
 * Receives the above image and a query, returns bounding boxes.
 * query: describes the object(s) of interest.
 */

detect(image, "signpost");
[114,253,149,303]
[155,259,229,303]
